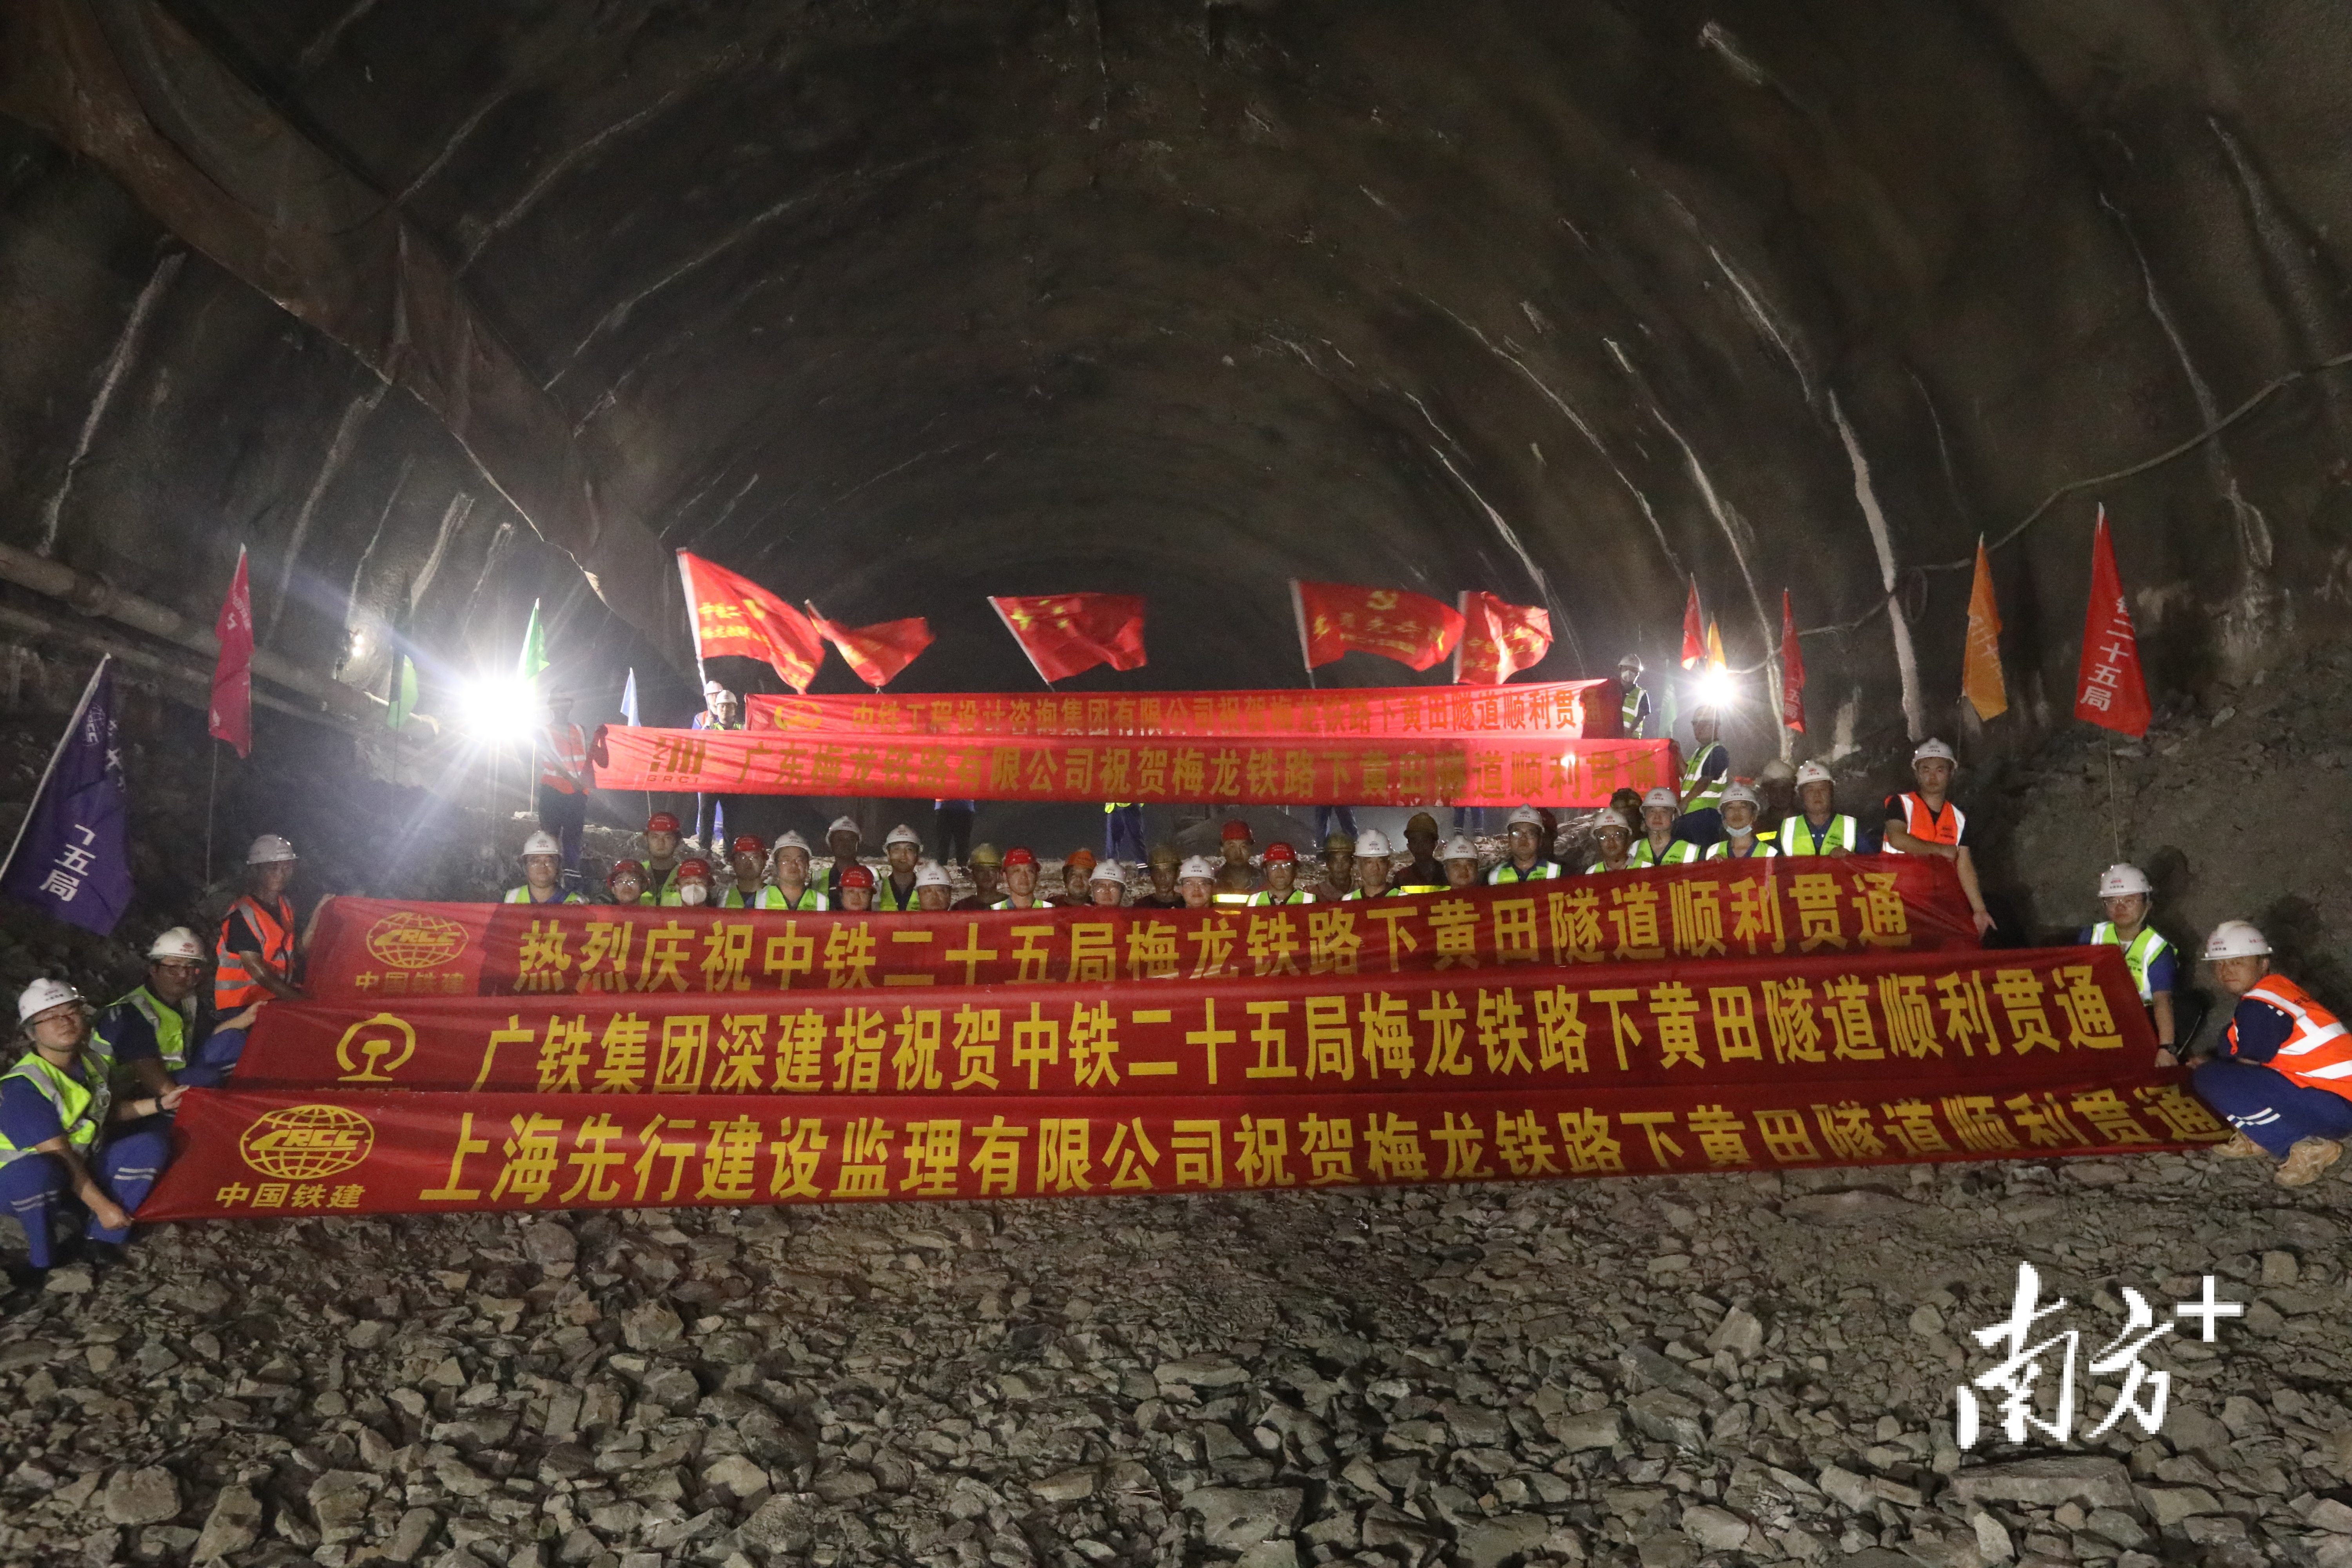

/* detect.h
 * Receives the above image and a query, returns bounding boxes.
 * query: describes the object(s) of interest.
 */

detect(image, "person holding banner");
[1344,830,1396,899]
[1394,813,1448,895]
[1134,845,1185,909]
[1488,807,1564,884]
[606,860,650,906]
[1586,813,1637,873]
[1088,861,1129,908]
[1,980,183,1282]
[659,859,714,907]
[504,832,587,905]
[1705,785,1778,861]
[836,864,877,913]
[216,836,307,1007]
[94,929,257,1094]
[1056,848,1098,907]
[915,862,956,912]
[688,682,744,849]
[1177,856,1218,910]
[534,690,592,889]
[1780,762,1864,856]
[953,844,1002,911]
[879,826,925,913]
[768,834,829,911]
[1882,739,1995,936]
[1316,833,1355,902]
[1247,843,1315,906]
[641,813,686,904]
[992,848,1048,911]
[1441,836,1482,891]
[1629,790,1702,868]
[718,836,783,909]
[1618,654,1652,739]
[823,817,866,902]
[1213,822,1258,907]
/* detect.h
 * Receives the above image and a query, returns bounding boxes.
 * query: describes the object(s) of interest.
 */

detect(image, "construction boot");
[2213,1131,2267,1159]
[2275,1138,2343,1188]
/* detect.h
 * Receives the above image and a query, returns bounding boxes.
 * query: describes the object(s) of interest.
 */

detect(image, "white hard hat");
[1760,758,1796,783]
[1795,760,1833,787]
[1719,782,1758,808]
[1354,829,1392,858]
[828,817,859,836]
[1592,812,1633,838]
[704,679,726,696]
[2203,921,2272,960]
[2098,864,2153,898]
[521,831,562,858]
[1619,654,1643,673]
[247,834,297,864]
[915,861,953,889]
[1441,835,1478,862]
[1090,860,1127,886]
[775,831,812,855]
[1913,738,1956,765]
[18,977,83,1025]
[885,823,922,847]
[1642,788,1679,812]
[147,927,206,963]
[1178,856,1217,882]
[1506,806,1546,829]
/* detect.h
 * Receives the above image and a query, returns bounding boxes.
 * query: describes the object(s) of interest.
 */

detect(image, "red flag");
[677,552,825,693]
[1779,589,1806,733]
[208,545,252,758]
[989,593,1147,683]
[1680,580,1706,669]
[1453,592,1552,685]
[2074,507,2152,737]
[1292,580,1465,673]
[807,609,933,691]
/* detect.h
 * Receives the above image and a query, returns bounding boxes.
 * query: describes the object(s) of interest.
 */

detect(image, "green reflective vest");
[1486,861,1561,885]
[1705,838,1779,860]
[2091,922,2174,1003]
[877,875,923,913]
[1247,888,1316,906]
[0,1049,109,1166]
[1628,838,1701,868]
[1621,684,1648,738]
[1680,741,1728,812]
[1778,814,1857,856]
[96,984,191,1075]
[727,886,826,910]
[503,887,584,904]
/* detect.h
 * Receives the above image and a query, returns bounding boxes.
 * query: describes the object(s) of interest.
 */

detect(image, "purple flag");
[0,658,133,935]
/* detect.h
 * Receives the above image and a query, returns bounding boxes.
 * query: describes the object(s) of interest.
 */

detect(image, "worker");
[1393,812,1447,894]
[534,690,592,888]
[1488,806,1563,884]
[606,859,650,906]
[505,831,586,904]
[1755,759,1797,848]
[2192,921,2352,1187]
[767,833,829,911]
[1345,829,1395,900]
[1213,821,1258,906]
[934,798,978,867]
[94,929,258,1093]
[216,835,305,1008]
[1440,835,1481,891]
[719,836,777,909]
[1104,800,1147,866]
[1618,654,1651,739]
[877,824,925,913]
[0,979,183,1282]
[1780,762,1862,856]
[1317,832,1356,903]
[659,858,713,907]
[835,864,877,914]
[1177,856,1219,911]
[823,817,865,902]
[1056,848,1098,908]
[642,812,686,904]
[1586,813,1637,873]
[1134,845,1186,909]
[1705,784,1777,860]
[1247,843,1315,905]
[1608,788,1646,833]
[914,862,956,913]
[1088,860,1128,909]
[1882,738,1995,936]
[1629,788,1702,867]
[689,682,744,849]
[2085,864,2178,1059]
[1677,705,1730,847]
[992,848,1048,911]
[953,844,1002,912]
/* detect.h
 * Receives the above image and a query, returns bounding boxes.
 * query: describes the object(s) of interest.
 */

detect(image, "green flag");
[518,599,548,686]
[387,655,418,728]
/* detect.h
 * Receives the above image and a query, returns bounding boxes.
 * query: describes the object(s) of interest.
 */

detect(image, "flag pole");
[205,741,219,887]
[0,657,108,885]
[1289,580,1318,688]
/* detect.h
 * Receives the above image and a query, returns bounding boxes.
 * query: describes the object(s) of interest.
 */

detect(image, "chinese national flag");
[1680,580,1706,668]
[207,544,252,758]
[988,593,1147,683]
[1779,590,1806,733]
[1292,580,1464,672]
[1454,591,1552,685]
[2074,507,2151,737]
[677,551,825,693]
[808,608,933,690]
[1963,537,2009,721]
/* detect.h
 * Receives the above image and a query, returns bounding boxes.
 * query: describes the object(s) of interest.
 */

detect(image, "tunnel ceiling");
[4,0,2352,741]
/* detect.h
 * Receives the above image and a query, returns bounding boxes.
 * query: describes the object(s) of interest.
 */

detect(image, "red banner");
[304,861,1981,1001]
[1294,581,1465,673]
[241,946,2149,1102]
[748,679,1616,741]
[989,593,1148,682]
[592,725,1668,805]
[678,551,825,693]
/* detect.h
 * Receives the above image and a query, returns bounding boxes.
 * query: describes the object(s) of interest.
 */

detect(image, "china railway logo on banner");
[237,1103,377,1181]
[335,1013,418,1084]
[365,910,470,971]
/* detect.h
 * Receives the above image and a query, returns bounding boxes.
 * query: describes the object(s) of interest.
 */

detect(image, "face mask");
[680,885,708,907]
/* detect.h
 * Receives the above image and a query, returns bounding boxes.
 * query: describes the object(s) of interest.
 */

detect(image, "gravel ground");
[6,1147,2351,1568]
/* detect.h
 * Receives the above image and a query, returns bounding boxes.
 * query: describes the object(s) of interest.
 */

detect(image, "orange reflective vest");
[539,722,589,794]
[2233,975,2352,1094]
[1884,792,1965,854]
[216,893,296,1009]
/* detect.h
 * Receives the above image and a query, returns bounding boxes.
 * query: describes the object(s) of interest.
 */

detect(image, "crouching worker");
[1,980,182,1285]
[2193,921,2352,1187]
[96,928,258,1092]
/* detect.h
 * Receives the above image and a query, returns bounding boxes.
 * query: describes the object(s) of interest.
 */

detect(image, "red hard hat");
[1221,819,1252,840]
[676,858,711,882]
[646,812,681,834]
[1002,847,1037,867]
[607,858,646,886]
[1262,842,1297,864]
[1067,847,1097,869]
[731,835,766,856]
[838,864,876,889]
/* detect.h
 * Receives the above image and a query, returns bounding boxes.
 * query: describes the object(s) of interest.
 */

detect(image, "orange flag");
[1704,617,1726,671]
[1292,580,1465,672]
[1453,592,1552,684]
[1679,581,1706,668]
[807,608,933,691]
[676,551,826,693]
[1962,537,2007,721]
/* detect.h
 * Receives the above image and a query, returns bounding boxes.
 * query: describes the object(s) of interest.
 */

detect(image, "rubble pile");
[5,1150,2349,1568]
